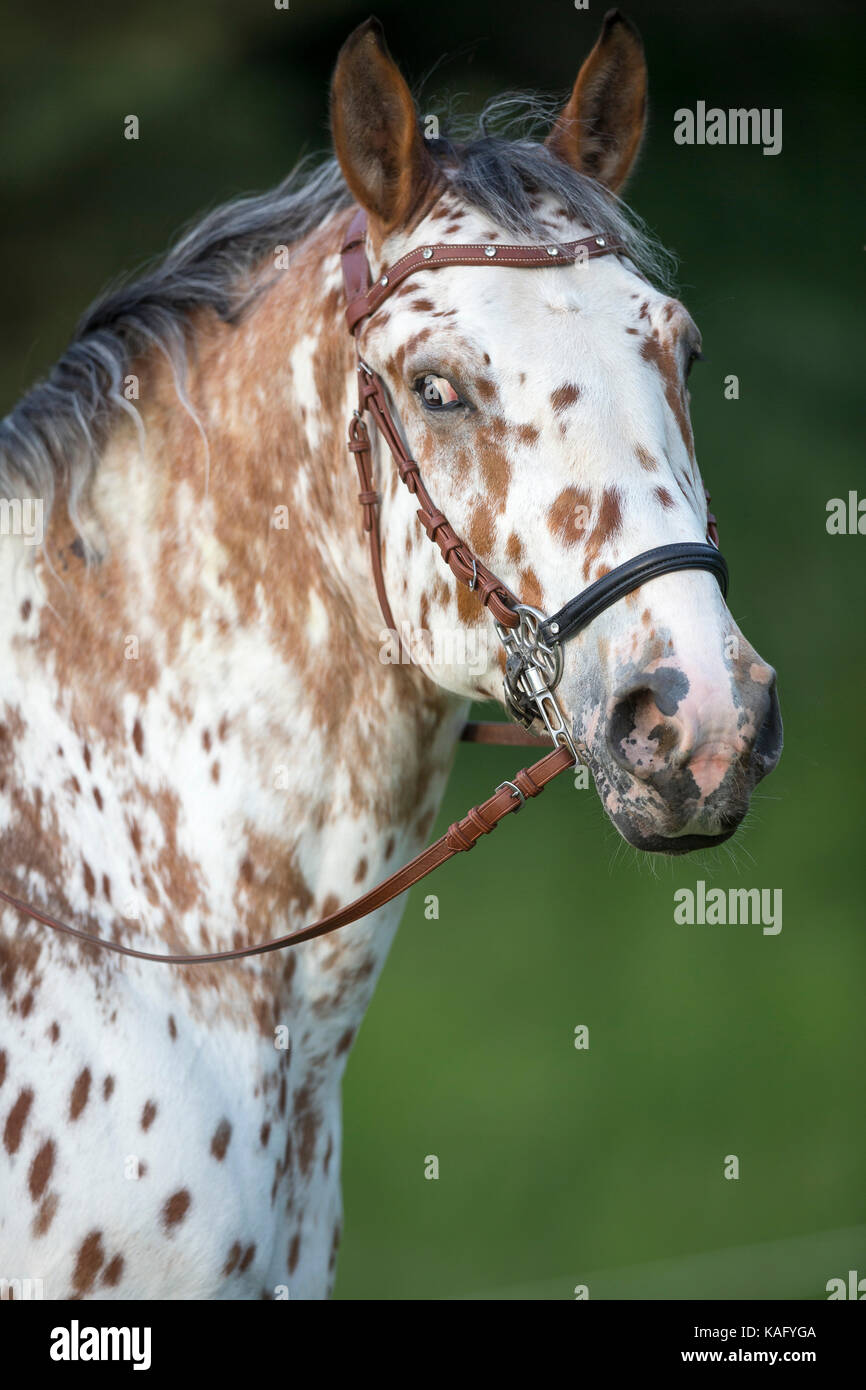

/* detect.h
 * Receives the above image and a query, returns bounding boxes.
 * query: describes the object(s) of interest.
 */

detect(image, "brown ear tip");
[344,15,386,53]
[601,9,643,45]
[365,15,390,53]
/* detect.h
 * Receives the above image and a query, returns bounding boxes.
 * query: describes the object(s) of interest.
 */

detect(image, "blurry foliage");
[1,0,862,1298]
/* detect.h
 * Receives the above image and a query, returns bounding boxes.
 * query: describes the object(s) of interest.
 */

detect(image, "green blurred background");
[1,0,863,1299]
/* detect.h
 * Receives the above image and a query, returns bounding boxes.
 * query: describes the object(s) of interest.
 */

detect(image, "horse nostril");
[753,676,783,775]
[607,685,685,778]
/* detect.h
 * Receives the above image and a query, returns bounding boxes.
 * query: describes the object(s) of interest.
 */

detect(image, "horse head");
[331,13,782,853]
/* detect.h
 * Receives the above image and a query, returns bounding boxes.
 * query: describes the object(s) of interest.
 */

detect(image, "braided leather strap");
[354,361,520,627]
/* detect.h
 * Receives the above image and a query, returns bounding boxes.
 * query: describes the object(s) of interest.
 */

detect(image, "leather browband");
[344,219,626,333]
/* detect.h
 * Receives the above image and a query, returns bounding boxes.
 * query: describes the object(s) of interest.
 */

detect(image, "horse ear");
[546,9,647,194]
[331,17,438,235]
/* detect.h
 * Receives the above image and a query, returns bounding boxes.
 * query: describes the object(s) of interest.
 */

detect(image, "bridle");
[1,210,729,961]
[0,207,728,964]
[340,208,726,759]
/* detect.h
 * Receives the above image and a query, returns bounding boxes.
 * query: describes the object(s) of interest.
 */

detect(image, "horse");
[0,12,782,1299]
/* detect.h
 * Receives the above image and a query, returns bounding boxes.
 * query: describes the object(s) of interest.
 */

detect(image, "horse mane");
[0,92,674,536]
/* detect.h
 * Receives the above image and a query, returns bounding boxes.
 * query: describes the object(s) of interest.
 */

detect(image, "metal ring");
[469,555,478,591]
[511,604,564,691]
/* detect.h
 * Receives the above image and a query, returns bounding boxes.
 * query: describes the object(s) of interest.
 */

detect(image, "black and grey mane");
[0,92,673,531]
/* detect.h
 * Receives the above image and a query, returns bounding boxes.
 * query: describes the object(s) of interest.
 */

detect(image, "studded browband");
[0,206,726,963]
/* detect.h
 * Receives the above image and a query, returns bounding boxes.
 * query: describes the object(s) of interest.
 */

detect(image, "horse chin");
[585,756,749,856]
[611,822,740,856]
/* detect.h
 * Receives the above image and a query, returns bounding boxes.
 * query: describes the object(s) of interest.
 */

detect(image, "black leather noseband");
[540,542,729,647]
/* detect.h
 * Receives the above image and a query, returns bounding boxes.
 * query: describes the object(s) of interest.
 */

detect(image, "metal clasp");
[495,604,581,765]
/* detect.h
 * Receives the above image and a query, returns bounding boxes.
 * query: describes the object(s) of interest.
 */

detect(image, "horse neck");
[15,210,464,990]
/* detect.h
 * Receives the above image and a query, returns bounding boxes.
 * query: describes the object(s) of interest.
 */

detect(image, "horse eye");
[414,374,462,410]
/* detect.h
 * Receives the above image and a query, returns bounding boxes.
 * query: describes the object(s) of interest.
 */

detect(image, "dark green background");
[2,0,863,1299]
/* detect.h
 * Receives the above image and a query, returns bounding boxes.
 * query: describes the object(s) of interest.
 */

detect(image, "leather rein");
[0,207,728,965]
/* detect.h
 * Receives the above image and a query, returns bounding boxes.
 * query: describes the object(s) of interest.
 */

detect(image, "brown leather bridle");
[0,207,728,964]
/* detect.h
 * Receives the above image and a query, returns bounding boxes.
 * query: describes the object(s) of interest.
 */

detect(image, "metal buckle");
[496,780,526,810]
[495,604,581,765]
